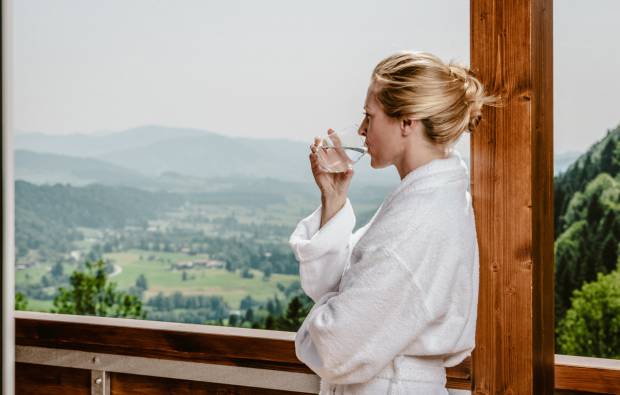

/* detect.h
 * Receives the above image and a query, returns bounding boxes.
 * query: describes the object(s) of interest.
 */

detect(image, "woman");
[289,51,498,395]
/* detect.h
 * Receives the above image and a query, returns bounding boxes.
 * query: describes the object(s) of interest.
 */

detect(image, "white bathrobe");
[289,149,479,395]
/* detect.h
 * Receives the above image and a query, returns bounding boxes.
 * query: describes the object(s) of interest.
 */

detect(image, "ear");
[400,118,415,136]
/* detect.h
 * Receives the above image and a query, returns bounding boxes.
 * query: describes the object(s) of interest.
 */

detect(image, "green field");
[22,298,54,312]
[16,248,300,313]
[104,249,299,309]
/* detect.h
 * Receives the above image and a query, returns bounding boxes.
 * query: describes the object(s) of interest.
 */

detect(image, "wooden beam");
[15,312,620,393]
[555,355,620,394]
[14,311,471,390]
[470,0,554,394]
[15,311,306,372]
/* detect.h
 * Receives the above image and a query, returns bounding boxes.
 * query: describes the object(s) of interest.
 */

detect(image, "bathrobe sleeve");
[294,245,436,385]
[288,198,356,303]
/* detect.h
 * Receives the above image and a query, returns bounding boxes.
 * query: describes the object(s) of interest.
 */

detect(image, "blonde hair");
[372,51,502,145]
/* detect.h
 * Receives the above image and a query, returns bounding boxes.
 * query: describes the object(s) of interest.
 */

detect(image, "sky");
[11,0,620,153]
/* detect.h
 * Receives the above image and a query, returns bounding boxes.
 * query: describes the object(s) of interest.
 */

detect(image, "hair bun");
[463,73,486,132]
[468,111,482,132]
[448,65,484,132]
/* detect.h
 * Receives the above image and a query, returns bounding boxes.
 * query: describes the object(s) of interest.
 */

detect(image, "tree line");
[553,123,620,358]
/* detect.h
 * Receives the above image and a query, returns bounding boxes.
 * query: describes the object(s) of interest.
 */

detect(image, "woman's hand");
[309,130,354,227]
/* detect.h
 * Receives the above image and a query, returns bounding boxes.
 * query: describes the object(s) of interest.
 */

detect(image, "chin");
[369,156,382,169]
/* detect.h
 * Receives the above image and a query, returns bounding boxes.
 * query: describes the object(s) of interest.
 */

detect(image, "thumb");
[345,166,354,178]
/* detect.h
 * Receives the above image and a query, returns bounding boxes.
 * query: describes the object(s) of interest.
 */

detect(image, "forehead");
[364,82,381,109]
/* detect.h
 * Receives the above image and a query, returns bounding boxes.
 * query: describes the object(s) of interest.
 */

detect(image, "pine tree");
[264,315,275,329]
[275,296,311,331]
[266,299,275,315]
[240,295,254,310]
[51,261,64,279]
[135,273,149,290]
[244,308,254,323]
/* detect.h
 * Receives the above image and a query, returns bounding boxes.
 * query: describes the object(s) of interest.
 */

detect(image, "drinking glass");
[315,124,368,173]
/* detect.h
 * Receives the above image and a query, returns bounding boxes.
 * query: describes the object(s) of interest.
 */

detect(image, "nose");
[358,122,366,137]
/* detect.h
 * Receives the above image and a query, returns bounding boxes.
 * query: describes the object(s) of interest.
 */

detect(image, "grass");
[15,250,299,311]
[21,298,54,313]
[103,249,298,309]
[17,248,300,313]
[15,264,50,285]
[14,199,326,316]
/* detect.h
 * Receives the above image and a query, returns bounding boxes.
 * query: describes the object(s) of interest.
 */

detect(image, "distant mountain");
[99,134,311,180]
[14,125,400,186]
[15,150,159,189]
[13,149,319,194]
[97,133,403,185]
[14,125,211,157]
[15,180,183,229]
[16,124,585,188]
[14,180,186,258]
[554,150,583,175]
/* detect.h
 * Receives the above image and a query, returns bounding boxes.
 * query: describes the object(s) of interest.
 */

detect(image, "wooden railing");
[14,311,620,394]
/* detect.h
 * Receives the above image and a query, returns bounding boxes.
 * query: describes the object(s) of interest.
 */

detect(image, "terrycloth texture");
[289,149,479,395]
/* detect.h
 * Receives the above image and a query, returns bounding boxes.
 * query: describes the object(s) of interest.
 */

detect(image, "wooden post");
[470,0,554,394]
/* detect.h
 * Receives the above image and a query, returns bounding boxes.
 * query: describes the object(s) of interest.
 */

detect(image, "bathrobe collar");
[382,148,469,208]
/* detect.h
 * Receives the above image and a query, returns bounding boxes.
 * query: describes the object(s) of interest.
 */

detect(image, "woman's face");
[358,82,405,169]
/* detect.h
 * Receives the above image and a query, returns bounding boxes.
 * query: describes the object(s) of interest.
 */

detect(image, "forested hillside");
[15,181,183,257]
[553,123,620,357]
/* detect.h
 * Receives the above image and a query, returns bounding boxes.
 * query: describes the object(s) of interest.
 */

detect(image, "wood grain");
[109,372,316,395]
[470,0,555,394]
[15,311,471,390]
[16,362,91,395]
[555,355,620,395]
[15,312,306,373]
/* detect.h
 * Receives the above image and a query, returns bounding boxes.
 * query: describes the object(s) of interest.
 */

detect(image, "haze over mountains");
[14,125,579,193]
[14,125,400,191]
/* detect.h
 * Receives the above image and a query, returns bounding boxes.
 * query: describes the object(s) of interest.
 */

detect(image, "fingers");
[310,136,323,153]
[309,152,321,176]
[325,130,350,164]
[310,135,326,166]
[327,129,342,146]
[308,144,319,169]
[327,131,346,158]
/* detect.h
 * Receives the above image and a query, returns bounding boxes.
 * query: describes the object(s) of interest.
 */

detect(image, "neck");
[396,145,451,180]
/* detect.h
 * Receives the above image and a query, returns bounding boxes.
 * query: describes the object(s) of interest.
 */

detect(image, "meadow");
[104,249,299,309]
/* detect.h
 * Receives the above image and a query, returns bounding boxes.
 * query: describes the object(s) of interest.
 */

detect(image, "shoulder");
[355,185,475,261]
[354,186,456,249]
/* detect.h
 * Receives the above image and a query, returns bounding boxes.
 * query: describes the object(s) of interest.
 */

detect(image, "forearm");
[320,194,347,229]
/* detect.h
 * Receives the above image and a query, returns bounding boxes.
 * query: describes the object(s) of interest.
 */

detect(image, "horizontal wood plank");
[15,311,305,372]
[16,345,321,393]
[14,311,620,393]
[16,362,90,395]
[555,355,620,394]
[110,372,316,395]
[14,311,471,390]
